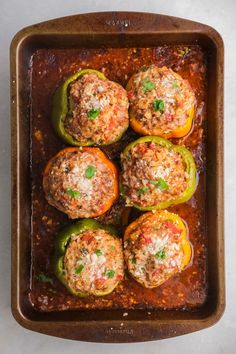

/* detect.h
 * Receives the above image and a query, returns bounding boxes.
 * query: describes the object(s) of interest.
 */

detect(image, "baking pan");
[11,12,225,342]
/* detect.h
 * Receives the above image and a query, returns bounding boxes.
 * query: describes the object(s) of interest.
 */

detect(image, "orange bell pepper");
[43,147,119,218]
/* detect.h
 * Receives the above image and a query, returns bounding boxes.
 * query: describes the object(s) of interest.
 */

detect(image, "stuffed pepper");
[53,219,124,297]
[52,69,129,146]
[126,66,195,138]
[120,136,196,210]
[43,147,119,219]
[124,210,192,288]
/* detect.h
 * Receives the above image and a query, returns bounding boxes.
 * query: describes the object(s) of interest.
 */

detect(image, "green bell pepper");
[53,219,118,297]
[52,68,127,146]
[52,69,106,146]
[120,136,197,211]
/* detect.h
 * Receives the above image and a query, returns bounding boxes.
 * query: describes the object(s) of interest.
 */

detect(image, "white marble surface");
[0,0,235,353]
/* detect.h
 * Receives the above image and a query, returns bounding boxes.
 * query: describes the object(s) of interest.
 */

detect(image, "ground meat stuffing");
[124,212,186,288]
[64,229,124,295]
[128,66,195,133]
[65,72,129,144]
[44,149,117,218]
[121,141,188,207]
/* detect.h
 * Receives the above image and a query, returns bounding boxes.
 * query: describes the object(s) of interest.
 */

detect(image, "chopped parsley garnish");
[85,165,96,179]
[87,108,100,119]
[48,288,57,294]
[36,272,54,285]
[142,78,156,92]
[66,188,81,198]
[157,178,169,190]
[172,81,179,89]
[95,249,102,256]
[120,183,125,197]
[150,178,168,191]
[155,250,166,260]
[131,258,136,264]
[105,269,115,278]
[138,187,148,195]
[153,99,165,111]
[75,265,84,274]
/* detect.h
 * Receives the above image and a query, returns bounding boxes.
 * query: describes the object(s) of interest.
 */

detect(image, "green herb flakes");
[66,188,81,198]
[36,272,54,285]
[138,187,148,195]
[95,249,102,256]
[48,288,57,294]
[87,108,100,119]
[172,81,179,89]
[75,265,84,274]
[120,183,125,197]
[153,99,165,112]
[142,78,156,92]
[105,269,115,278]
[85,165,96,179]
[155,250,166,260]
[150,178,168,191]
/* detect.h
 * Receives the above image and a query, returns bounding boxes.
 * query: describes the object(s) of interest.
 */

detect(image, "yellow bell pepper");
[126,76,194,139]
[124,210,192,288]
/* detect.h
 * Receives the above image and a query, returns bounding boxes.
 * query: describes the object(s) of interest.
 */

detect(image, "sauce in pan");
[29,45,207,312]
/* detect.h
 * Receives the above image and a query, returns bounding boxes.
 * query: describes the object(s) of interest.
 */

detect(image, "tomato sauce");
[29,45,207,311]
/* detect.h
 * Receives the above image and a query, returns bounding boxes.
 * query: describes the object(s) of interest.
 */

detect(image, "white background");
[0,1,235,353]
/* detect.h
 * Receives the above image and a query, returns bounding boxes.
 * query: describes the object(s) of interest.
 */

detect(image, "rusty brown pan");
[10,11,224,342]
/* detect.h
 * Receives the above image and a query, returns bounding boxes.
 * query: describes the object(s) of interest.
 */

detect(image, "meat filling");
[128,66,195,133]
[124,213,186,288]
[65,72,129,144]
[44,149,117,218]
[121,141,188,207]
[64,229,124,295]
